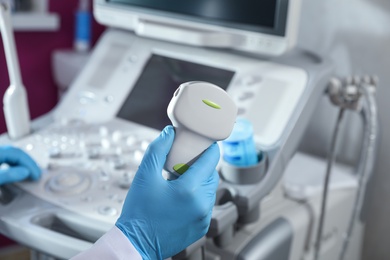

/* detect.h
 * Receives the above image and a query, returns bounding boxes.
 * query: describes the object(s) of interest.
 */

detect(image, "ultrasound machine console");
[0,1,354,259]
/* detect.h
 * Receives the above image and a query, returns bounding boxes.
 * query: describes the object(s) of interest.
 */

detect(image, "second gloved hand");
[0,146,41,185]
[116,125,220,259]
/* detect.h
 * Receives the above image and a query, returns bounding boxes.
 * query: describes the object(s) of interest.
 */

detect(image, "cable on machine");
[314,106,344,260]
[314,75,378,260]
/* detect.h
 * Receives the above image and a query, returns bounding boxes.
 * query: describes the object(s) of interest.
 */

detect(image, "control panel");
[13,118,159,224]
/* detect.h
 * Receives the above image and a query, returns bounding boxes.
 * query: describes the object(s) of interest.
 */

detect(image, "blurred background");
[297,1,390,259]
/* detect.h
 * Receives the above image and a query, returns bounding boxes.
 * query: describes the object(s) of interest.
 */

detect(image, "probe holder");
[220,152,268,185]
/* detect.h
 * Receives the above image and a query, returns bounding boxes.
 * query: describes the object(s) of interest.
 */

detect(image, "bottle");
[74,0,91,52]
[222,117,258,167]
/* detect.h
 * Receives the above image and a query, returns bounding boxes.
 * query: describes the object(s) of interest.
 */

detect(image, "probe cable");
[338,84,378,260]
[314,107,345,260]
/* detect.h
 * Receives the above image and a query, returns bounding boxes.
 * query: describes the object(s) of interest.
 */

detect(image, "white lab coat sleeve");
[70,226,142,260]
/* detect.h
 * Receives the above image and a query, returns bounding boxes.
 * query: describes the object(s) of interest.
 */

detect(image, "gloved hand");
[116,125,220,259]
[0,146,41,185]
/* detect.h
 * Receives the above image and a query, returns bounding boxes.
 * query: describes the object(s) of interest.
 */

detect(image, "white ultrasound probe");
[164,81,237,177]
[0,3,30,139]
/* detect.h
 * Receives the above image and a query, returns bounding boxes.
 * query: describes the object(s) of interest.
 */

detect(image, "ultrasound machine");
[0,0,369,259]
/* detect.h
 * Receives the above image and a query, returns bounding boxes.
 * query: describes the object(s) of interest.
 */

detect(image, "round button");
[87,148,100,159]
[140,140,150,151]
[112,131,123,143]
[101,138,111,149]
[99,126,109,137]
[115,147,124,155]
[48,147,61,158]
[118,180,131,189]
[132,150,144,163]
[46,169,91,195]
[105,95,114,103]
[58,173,81,186]
[47,163,60,170]
[126,135,137,146]
[98,206,117,216]
[25,143,34,151]
[78,91,96,105]
[118,171,135,189]
[109,157,126,170]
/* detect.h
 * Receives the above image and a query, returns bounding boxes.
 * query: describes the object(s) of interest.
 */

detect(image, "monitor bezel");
[93,0,302,56]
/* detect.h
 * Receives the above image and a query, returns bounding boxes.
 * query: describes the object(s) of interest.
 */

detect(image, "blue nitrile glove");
[0,146,41,185]
[116,125,220,259]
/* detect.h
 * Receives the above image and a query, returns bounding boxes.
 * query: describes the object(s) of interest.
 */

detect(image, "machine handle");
[135,19,240,48]
[4,213,95,259]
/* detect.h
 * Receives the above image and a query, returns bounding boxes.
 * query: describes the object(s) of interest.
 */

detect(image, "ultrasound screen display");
[107,0,287,36]
[117,55,235,130]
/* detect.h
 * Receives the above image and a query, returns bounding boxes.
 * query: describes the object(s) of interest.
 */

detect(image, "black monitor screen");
[117,54,235,130]
[107,0,288,36]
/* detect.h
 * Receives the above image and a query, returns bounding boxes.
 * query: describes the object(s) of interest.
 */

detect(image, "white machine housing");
[93,0,302,56]
[0,29,330,259]
[53,30,308,149]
